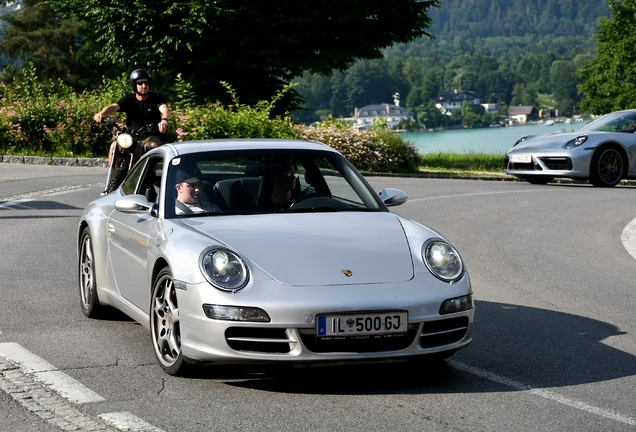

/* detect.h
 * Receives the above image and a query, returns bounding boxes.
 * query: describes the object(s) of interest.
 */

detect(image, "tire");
[151,268,188,376]
[522,176,553,185]
[106,167,127,193]
[589,146,624,187]
[78,227,104,318]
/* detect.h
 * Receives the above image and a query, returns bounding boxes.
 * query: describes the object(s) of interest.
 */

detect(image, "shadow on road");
[187,300,634,395]
[0,200,81,219]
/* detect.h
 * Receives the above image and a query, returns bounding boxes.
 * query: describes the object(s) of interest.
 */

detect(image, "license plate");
[511,154,532,163]
[316,311,408,337]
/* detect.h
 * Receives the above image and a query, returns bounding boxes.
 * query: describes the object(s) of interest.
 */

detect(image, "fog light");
[439,294,473,315]
[203,304,271,322]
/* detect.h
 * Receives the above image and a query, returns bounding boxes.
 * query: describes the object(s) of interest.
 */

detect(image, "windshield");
[165,149,384,218]
[579,111,636,133]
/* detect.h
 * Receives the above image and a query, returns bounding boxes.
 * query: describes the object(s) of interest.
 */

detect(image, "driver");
[175,167,220,215]
[93,69,170,167]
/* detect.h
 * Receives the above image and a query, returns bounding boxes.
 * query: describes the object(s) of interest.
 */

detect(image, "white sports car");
[505,110,636,186]
[78,139,474,375]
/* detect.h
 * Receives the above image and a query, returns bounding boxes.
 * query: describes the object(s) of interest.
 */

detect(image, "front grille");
[509,162,541,171]
[419,317,469,348]
[225,327,296,353]
[538,157,573,170]
[300,326,418,353]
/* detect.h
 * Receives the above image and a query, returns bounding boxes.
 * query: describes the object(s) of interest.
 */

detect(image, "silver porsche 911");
[505,109,636,186]
[78,139,474,375]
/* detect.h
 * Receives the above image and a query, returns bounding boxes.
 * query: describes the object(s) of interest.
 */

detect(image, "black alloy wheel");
[590,147,624,187]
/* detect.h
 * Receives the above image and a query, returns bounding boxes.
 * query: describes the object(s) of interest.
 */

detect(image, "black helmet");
[129,69,151,92]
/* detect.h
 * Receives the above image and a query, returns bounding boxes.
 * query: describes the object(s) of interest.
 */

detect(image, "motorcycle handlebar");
[91,119,159,136]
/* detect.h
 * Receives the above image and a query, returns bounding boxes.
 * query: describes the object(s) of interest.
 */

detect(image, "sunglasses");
[136,81,149,86]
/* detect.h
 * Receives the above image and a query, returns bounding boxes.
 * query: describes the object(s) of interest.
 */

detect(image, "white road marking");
[450,360,636,426]
[0,342,104,404]
[99,412,166,432]
[621,217,636,260]
[0,183,102,205]
[0,198,33,208]
[0,343,164,431]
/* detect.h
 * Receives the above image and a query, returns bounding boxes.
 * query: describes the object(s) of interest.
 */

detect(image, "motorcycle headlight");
[422,240,464,282]
[564,135,588,149]
[116,133,134,149]
[200,248,249,291]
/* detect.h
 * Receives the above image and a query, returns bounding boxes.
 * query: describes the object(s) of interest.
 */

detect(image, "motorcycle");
[92,120,159,194]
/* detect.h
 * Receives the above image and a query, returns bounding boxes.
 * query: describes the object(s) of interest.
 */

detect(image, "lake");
[401,122,585,155]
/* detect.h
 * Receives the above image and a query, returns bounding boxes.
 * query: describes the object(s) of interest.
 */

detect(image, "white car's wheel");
[78,227,104,318]
[151,268,188,376]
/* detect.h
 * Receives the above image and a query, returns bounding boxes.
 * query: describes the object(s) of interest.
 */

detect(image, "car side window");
[139,158,164,204]
[122,159,147,196]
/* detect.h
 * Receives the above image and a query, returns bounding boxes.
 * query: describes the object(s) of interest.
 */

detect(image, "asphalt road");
[0,162,635,431]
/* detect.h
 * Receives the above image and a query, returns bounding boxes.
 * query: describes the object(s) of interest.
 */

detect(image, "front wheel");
[105,166,127,193]
[589,147,624,187]
[151,268,188,376]
[78,227,104,318]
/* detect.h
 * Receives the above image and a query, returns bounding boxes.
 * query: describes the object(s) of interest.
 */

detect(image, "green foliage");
[48,0,440,111]
[174,82,298,141]
[576,0,636,114]
[0,67,456,175]
[0,64,107,156]
[296,118,422,173]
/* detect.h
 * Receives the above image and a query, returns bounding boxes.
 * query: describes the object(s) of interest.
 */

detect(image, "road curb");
[0,155,107,168]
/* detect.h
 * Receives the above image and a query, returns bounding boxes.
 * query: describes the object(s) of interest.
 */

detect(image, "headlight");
[200,248,249,291]
[564,135,588,149]
[422,240,464,282]
[513,136,528,147]
[116,133,134,149]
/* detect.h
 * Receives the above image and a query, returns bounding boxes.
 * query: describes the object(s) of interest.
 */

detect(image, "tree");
[549,60,578,117]
[460,100,481,128]
[49,0,440,109]
[0,0,95,88]
[576,0,636,114]
[510,82,538,107]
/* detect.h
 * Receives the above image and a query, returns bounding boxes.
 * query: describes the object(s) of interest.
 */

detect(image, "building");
[353,103,414,129]
[435,90,481,115]
[507,106,539,124]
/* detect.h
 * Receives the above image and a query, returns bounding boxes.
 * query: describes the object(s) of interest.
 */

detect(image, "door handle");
[107,223,115,235]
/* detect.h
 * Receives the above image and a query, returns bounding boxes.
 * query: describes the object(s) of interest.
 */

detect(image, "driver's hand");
[93,113,103,123]
[158,120,168,134]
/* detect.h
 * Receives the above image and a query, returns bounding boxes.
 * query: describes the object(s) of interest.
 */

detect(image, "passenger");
[258,158,298,209]
[175,168,220,215]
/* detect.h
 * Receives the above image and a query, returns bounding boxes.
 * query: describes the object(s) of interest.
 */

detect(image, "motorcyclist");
[94,69,170,167]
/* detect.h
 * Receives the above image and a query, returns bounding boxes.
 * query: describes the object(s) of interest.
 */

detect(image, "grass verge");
[420,152,505,172]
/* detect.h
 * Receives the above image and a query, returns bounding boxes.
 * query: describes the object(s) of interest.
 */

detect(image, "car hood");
[510,130,630,153]
[181,212,415,286]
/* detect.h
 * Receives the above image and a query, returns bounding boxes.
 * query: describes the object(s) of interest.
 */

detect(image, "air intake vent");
[225,327,296,353]
[419,317,469,348]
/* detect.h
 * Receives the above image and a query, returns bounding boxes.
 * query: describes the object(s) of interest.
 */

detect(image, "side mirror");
[114,194,153,214]
[379,188,408,207]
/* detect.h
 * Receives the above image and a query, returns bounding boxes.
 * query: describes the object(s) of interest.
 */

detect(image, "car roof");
[159,138,336,157]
